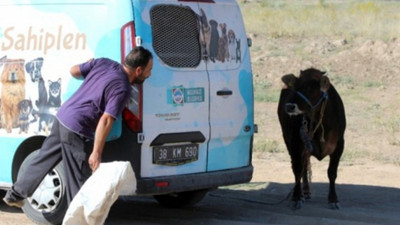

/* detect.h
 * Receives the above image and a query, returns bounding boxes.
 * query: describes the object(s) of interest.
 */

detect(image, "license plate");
[153,144,199,166]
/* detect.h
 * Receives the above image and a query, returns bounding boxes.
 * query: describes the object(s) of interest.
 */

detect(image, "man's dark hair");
[124,46,153,69]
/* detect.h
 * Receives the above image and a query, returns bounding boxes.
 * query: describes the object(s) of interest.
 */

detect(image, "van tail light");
[123,107,142,132]
[121,21,143,132]
[121,21,135,61]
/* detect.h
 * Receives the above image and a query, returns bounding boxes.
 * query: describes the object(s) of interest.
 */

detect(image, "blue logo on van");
[170,86,205,106]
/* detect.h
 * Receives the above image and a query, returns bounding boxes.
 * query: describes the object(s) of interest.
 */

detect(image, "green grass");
[363,80,384,88]
[340,146,367,164]
[246,1,400,166]
[372,112,400,146]
[240,0,400,40]
[253,138,284,153]
[253,80,280,102]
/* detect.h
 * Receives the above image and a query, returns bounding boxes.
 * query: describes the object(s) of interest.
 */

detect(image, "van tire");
[153,189,208,208]
[19,150,67,225]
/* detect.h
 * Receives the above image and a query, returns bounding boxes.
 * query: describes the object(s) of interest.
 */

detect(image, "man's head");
[124,46,153,84]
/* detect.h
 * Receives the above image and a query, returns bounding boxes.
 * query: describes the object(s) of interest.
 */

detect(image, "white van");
[0,0,255,224]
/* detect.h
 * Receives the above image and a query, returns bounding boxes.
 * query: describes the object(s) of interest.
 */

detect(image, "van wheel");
[19,150,68,225]
[153,189,208,208]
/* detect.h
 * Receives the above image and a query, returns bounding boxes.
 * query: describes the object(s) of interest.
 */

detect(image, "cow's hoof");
[329,202,341,210]
[304,192,311,200]
[290,199,304,210]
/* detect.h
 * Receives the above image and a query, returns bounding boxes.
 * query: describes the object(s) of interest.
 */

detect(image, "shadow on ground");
[1,183,399,225]
[0,190,24,214]
[105,182,400,225]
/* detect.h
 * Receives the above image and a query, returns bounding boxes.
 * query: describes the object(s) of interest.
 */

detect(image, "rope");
[311,100,327,143]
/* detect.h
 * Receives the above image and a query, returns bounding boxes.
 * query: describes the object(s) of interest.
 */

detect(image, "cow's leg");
[302,151,312,199]
[290,148,306,209]
[327,138,344,209]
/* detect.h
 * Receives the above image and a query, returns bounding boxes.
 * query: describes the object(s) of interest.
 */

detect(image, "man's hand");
[90,113,114,173]
[88,151,101,172]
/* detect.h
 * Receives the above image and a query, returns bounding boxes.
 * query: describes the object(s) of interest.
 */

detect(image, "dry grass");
[242,0,400,165]
[240,0,400,40]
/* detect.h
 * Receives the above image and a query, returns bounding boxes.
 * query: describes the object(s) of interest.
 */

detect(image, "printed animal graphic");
[37,112,55,134]
[278,68,346,210]
[198,9,211,60]
[25,57,47,112]
[23,57,61,134]
[25,57,44,82]
[33,78,61,134]
[18,99,33,134]
[236,39,241,63]
[25,57,49,133]
[196,10,240,64]
[228,29,237,61]
[209,19,219,63]
[48,78,62,108]
[35,77,48,112]
[217,23,229,62]
[1,56,26,133]
[30,76,48,130]
[0,98,2,128]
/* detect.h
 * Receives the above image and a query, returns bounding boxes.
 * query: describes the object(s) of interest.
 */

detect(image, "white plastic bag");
[62,161,136,225]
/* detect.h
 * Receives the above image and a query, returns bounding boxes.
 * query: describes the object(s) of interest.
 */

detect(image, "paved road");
[1,182,400,225]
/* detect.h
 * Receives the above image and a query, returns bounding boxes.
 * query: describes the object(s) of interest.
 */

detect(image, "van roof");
[1,0,238,5]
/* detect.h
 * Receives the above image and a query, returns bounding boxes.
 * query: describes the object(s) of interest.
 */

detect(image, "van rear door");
[199,1,254,171]
[134,1,210,178]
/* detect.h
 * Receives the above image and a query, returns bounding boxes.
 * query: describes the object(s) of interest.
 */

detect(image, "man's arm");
[70,58,93,79]
[70,65,83,79]
[88,113,114,172]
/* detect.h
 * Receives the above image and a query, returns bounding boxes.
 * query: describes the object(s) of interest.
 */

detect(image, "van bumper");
[136,165,253,195]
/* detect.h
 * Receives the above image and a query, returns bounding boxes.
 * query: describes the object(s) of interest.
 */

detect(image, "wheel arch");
[12,136,46,182]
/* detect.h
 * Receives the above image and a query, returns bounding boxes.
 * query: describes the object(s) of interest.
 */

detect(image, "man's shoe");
[2,190,24,208]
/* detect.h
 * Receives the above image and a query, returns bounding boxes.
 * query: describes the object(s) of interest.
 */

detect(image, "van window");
[150,5,201,68]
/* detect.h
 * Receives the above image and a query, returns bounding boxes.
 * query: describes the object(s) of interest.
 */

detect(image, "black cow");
[277,68,346,209]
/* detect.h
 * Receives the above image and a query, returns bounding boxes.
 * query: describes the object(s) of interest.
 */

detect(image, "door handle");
[216,90,233,96]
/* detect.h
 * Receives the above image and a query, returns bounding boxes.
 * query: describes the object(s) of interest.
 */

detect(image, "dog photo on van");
[209,19,220,63]
[198,15,240,64]
[0,98,3,129]
[25,57,44,82]
[1,56,26,133]
[25,57,47,112]
[217,22,229,62]
[228,29,237,61]
[198,8,211,61]
[18,99,33,134]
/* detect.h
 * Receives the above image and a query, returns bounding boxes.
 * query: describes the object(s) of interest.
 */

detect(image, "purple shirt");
[57,58,131,139]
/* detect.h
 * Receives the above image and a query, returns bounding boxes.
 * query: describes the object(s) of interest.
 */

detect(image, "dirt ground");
[1,32,400,225]
[1,156,399,225]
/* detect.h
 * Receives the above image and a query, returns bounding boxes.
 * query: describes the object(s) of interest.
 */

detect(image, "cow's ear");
[281,74,296,89]
[320,76,330,92]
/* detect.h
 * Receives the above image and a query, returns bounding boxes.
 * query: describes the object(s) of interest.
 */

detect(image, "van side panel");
[0,0,133,186]
[0,138,24,184]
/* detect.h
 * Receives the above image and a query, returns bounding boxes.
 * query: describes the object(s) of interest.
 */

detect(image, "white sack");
[62,161,137,225]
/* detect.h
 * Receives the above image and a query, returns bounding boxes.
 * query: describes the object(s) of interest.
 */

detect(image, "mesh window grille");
[150,5,201,68]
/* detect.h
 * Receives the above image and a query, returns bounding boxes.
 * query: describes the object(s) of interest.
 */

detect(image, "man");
[3,46,153,207]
